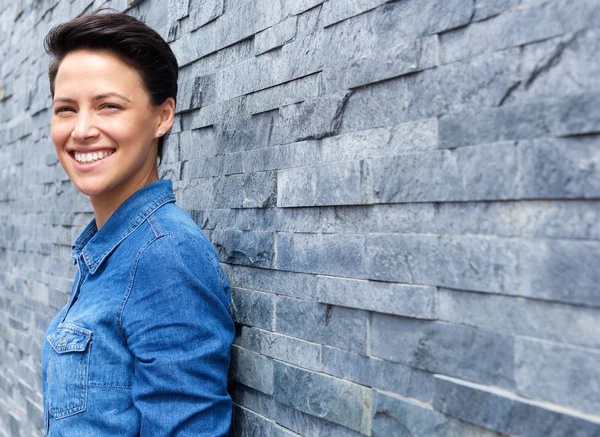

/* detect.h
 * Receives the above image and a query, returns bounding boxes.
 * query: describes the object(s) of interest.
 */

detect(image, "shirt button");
[60,337,66,344]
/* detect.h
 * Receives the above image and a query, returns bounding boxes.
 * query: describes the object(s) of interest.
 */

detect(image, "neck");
[91,166,159,230]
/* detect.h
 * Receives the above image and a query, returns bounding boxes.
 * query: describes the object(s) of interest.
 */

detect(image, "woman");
[41,10,235,436]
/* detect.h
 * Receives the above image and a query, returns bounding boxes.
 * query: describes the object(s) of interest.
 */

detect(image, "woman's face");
[51,49,165,202]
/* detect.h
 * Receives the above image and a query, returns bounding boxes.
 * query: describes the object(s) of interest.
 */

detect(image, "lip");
[69,150,115,172]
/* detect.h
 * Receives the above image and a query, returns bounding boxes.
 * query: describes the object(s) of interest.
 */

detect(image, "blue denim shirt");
[41,180,234,436]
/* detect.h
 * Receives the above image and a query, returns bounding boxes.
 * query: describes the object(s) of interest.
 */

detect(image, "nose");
[71,111,100,141]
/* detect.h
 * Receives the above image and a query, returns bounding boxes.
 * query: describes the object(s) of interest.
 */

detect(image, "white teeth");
[73,151,114,164]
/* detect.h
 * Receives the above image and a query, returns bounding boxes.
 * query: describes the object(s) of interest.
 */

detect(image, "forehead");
[54,49,146,97]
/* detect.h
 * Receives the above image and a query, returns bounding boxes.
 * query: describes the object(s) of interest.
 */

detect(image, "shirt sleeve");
[121,233,235,437]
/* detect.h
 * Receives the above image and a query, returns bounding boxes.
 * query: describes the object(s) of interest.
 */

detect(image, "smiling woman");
[42,10,234,437]
[51,49,170,226]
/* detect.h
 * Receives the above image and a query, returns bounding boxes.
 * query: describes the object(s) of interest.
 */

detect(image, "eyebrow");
[53,92,131,104]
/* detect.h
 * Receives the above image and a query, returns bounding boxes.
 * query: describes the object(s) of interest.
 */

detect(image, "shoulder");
[136,203,215,259]
[134,203,227,289]
[147,202,205,238]
[120,209,231,323]
[116,203,232,337]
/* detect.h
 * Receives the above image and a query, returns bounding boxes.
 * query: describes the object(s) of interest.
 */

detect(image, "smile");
[73,151,114,164]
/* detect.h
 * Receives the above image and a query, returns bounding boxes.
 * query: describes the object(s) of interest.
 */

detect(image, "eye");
[100,103,122,111]
[54,106,75,114]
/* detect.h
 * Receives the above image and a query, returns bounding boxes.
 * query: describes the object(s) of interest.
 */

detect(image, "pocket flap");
[47,323,92,354]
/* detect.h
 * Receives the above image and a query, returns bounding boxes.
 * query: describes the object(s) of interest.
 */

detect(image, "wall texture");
[1,0,600,436]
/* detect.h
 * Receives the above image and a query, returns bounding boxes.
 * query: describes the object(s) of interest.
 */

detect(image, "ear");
[155,97,175,138]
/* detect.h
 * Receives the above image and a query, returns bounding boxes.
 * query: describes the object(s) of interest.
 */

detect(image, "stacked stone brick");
[0,0,599,435]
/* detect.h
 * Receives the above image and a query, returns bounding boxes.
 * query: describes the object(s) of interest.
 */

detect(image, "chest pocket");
[46,323,93,419]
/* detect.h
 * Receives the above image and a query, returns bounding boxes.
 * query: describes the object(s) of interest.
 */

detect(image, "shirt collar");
[71,179,176,274]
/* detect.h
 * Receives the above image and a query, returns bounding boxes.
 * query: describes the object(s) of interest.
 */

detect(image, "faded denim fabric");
[41,180,235,436]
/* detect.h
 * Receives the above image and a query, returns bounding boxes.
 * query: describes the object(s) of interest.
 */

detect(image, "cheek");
[105,115,145,142]
[117,116,156,147]
[51,119,70,149]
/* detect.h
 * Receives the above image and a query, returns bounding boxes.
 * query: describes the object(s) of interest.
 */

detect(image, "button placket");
[60,255,87,323]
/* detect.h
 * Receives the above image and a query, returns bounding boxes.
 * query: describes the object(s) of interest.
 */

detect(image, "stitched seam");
[89,383,132,389]
[116,234,165,339]
[47,337,92,419]
[91,195,168,268]
[60,269,85,324]
[88,193,175,273]
[116,232,220,338]
[73,223,97,254]
[205,249,228,290]
[147,215,163,238]
[57,323,93,337]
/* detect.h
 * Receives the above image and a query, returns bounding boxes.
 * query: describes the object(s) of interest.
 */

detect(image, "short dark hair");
[44,10,178,159]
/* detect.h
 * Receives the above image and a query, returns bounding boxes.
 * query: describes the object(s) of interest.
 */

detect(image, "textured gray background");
[1,0,600,436]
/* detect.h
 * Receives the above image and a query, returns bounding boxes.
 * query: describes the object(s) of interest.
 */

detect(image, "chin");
[72,180,110,198]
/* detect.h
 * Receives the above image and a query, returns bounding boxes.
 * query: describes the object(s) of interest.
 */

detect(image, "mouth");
[71,150,115,165]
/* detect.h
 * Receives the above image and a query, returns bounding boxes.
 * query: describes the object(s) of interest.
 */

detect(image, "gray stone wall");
[1,0,599,435]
